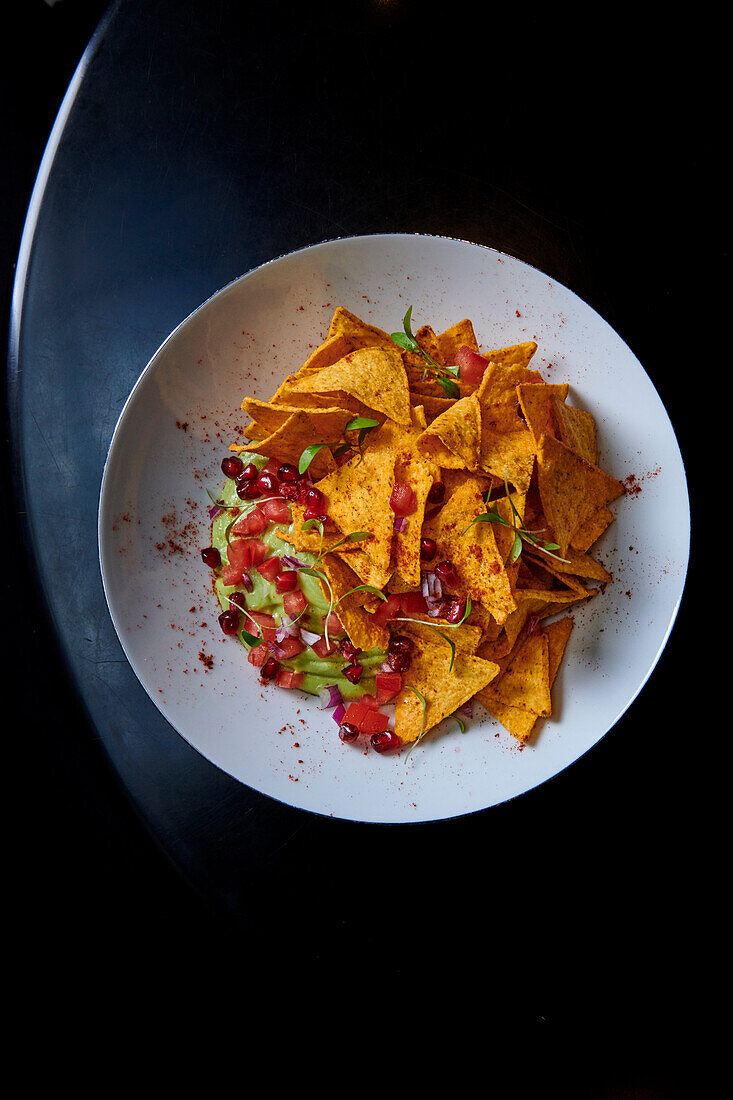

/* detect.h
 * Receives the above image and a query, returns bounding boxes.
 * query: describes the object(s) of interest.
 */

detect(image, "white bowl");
[98,233,689,823]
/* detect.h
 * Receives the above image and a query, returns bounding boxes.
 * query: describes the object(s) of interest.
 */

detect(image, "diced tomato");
[371,592,402,627]
[260,498,291,524]
[390,481,417,516]
[282,589,307,617]
[232,507,268,537]
[247,643,270,667]
[456,345,489,386]
[375,671,402,704]
[275,669,304,689]
[245,610,278,643]
[311,635,339,658]
[400,590,427,615]
[276,636,305,659]
[343,700,373,730]
[324,611,345,636]
[358,693,379,709]
[256,556,282,583]
[220,564,244,586]
[361,709,390,735]
[228,538,267,570]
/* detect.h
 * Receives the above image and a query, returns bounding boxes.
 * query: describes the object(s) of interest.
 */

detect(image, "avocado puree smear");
[211,460,384,701]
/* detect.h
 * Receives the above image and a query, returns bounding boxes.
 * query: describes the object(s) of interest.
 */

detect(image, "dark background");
[4,0,716,1088]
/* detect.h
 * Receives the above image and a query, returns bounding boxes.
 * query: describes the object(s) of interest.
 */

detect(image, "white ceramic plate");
[98,233,689,823]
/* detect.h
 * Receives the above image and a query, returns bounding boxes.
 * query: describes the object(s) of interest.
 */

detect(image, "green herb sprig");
[298,416,380,475]
[390,306,461,399]
[462,473,569,564]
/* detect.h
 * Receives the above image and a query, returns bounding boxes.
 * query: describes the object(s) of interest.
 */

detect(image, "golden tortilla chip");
[421,476,517,625]
[477,343,540,405]
[300,333,353,372]
[536,433,624,556]
[318,552,389,653]
[525,545,611,585]
[552,396,598,466]
[240,400,363,444]
[436,318,479,365]
[492,630,552,715]
[394,628,499,744]
[274,504,368,555]
[417,392,482,471]
[245,412,336,477]
[478,424,535,492]
[516,382,570,447]
[327,306,394,351]
[570,505,613,553]
[411,392,455,424]
[282,345,412,427]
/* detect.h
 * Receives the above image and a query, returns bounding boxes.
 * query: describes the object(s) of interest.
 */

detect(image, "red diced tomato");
[260,498,291,524]
[456,345,489,386]
[343,700,372,730]
[361,709,390,735]
[275,669,304,689]
[247,643,270,667]
[282,589,307,617]
[276,636,305,659]
[311,635,338,658]
[245,610,278,643]
[390,481,417,516]
[324,611,345,636]
[358,693,379,709]
[375,671,402,704]
[228,538,267,570]
[400,591,427,615]
[256,556,281,583]
[371,592,402,626]
[220,564,244,586]
[232,507,268,537]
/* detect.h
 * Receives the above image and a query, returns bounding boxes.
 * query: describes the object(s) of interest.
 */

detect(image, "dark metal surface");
[5,0,715,1073]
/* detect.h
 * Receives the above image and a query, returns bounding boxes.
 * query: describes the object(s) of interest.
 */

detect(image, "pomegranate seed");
[241,463,259,481]
[260,657,279,681]
[343,664,363,683]
[255,472,278,495]
[296,478,312,505]
[279,482,298,501]
[218,609,240,635]
[235,476,260,500]
[338,722,360,744]
[371,730,401,753]
[419,537,437,562]
[201,546,221,568]
[305,486,324,510]
[387,650,411,673]
[228,592,249,611]
[277,462,299,483]
[221,455,244,479]
[339,639,360,660]
[444,597,467,624]
[240,572,254,593]
[388,634,414,655]
[303,506,327,522]
[435,560,459,588]
[427,482,445,505]
[275,570,298,593]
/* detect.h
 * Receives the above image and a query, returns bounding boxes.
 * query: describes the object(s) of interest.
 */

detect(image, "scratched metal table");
[8,0,704,1057]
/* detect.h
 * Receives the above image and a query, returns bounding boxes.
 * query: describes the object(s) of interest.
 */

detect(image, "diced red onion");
[208,502,225,520]
[393,516,409,533]
[318,684,343,710]
[380,661,392,672]
[332,703,346,725]
[281,554,307,570]
[300,628,321,646]
[267,641,287,659]
[275,620,301,643]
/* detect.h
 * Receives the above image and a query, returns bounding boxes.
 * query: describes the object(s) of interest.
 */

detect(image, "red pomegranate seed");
[303,506,327,522]
[338,722,360,744]
[278,482,298,501]
[387,650,411,673]
[371,730,401,753]
[235,476,260,500]
[388,634,414,655]
[255,472,278,495]
[419,537,437,561]
[240,572,254,593]
[228,591,249,611]
[296,478,312,505]
[241,463,259,481]
[304,486,324,510]
[343,664,363,684]
[221,455,244,479]
[427,482,445,505]
[201,546,221,568]
[277,462,298,483]
[445,597,467,624]
[218,608,240,635]
[275,570,298,593]
[339,639,360,660]
[260,657,279,681]
[390,481,417,516]
[435,560,459,588]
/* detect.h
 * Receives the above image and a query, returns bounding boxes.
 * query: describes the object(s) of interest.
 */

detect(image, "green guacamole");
[211,455,384,700]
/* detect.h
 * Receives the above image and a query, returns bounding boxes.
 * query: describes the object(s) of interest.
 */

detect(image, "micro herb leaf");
[390,305,462,393]
[509,531,523,563]
[404,687,429,761]
[298,442,327,475]
[345,417,379,432]
[435,630,457,672]
[332,442,352,458]
[436,374,460,399]
[224,515,239,546]
[241,629,262,648]
[325,530,371,556]
[453,714,467,734]
[206,489,228,508]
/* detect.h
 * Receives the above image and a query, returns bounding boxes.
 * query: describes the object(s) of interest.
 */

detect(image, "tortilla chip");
[274,504,369,556]
[245,412,337,477]
[411,392,455,424]
[536,433,624,556]
[240,400,362,444]
[318,552,389,653]
[282,345,412,427]
[417,392,482,471]
[436,318,479,365]
[300,333,353,372]
[516,382,570,447]
[552,396,599,466]
[415,324,445,366]
[492,630,551,715]
[478,424,535,491]
[327,306,395,351]
[421,476,517,625]
[570,505,614,552]
[525,545,611,585]
[394,628,499,744]
[477,343,541,406]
